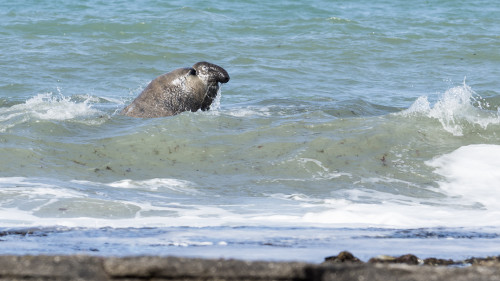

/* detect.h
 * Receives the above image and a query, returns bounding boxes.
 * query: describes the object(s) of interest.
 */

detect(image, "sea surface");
[1,0,500,263]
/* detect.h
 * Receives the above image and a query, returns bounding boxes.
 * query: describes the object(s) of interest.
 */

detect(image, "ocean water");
[1,0,500,262]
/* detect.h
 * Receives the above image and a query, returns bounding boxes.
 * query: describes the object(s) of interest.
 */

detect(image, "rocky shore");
[1,252,500,280]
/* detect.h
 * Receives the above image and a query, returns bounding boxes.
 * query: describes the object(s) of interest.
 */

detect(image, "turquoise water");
[1,0,500,262]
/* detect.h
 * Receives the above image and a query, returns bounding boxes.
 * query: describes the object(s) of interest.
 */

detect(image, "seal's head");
[190,62,229,111]
[193,61,230,84]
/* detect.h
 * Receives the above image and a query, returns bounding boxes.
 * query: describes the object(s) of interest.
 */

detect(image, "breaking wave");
[399,81,500,136]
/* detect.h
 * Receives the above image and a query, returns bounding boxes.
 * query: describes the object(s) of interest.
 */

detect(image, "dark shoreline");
[2,253,500,280]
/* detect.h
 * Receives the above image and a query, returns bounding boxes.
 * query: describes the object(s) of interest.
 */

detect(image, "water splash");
[0,92,104,131]
[209,86,223,112]
[27,93,101,120]
[400,81,500,136]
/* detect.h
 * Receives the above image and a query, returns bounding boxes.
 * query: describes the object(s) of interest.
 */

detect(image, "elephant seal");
[121,62,230,118]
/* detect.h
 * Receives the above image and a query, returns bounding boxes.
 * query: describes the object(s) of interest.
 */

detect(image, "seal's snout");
[193,61,230,84]
[219,69,230,84]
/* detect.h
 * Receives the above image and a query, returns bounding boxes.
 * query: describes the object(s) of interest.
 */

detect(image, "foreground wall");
[1,255,500,281]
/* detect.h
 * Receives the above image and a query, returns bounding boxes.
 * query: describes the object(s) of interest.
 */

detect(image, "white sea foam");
[106,178,197,193]
[426,144,500,210]
[264,148,500,228]
[0,177,85,199]
[3,146,500,230]
[0,92,104,131]
[226,106,271,117]
[25,93,101,120]
[400,82,500,136]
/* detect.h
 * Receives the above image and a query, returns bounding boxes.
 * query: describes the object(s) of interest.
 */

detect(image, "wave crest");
[0,92,105,132]
[399,82,500,136]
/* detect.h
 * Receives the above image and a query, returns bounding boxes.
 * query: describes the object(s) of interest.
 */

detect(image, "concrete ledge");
[1,255,500,280]
[0,255,107,280]
[102,256,308,280]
